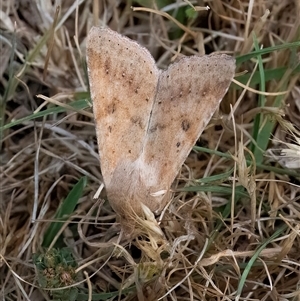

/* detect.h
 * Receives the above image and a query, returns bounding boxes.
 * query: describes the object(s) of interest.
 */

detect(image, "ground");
[1,1,300,300]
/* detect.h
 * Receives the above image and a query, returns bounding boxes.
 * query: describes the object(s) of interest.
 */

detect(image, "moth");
[86,26,235,227]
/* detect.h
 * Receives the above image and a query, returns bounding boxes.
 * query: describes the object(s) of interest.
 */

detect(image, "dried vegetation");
[1,0,300,300]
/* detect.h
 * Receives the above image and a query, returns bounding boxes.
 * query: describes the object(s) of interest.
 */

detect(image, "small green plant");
[33,248,78,301]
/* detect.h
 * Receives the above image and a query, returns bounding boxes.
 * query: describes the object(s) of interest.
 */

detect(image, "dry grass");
[1,0,300,300]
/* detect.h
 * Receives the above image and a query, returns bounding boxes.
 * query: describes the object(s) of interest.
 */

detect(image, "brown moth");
[86,26,235,226]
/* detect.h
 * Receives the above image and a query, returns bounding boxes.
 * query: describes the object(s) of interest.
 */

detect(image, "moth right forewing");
[87,27,159,185]
[139,54,236,210]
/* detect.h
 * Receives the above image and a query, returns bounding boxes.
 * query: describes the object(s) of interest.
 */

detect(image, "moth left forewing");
[86,27,159,187]
[139,54,236,212]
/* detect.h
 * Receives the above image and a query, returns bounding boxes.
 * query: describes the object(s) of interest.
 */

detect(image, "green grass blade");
[236,40,300,64]
[250,34,268,164]
[235,224,288,300]
[1,98,89,130]
[249,36,299,164]
[178,184,248,198]
[193,146,300,178]
[42,176,87,248]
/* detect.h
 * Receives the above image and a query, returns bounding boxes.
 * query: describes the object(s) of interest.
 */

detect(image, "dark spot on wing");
[107,103,116,114]
[131,116,143,128]
[181,120,190,132]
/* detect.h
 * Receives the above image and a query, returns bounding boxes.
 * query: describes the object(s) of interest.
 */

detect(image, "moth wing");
[87,27,159,185]
[139,54,236,211]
